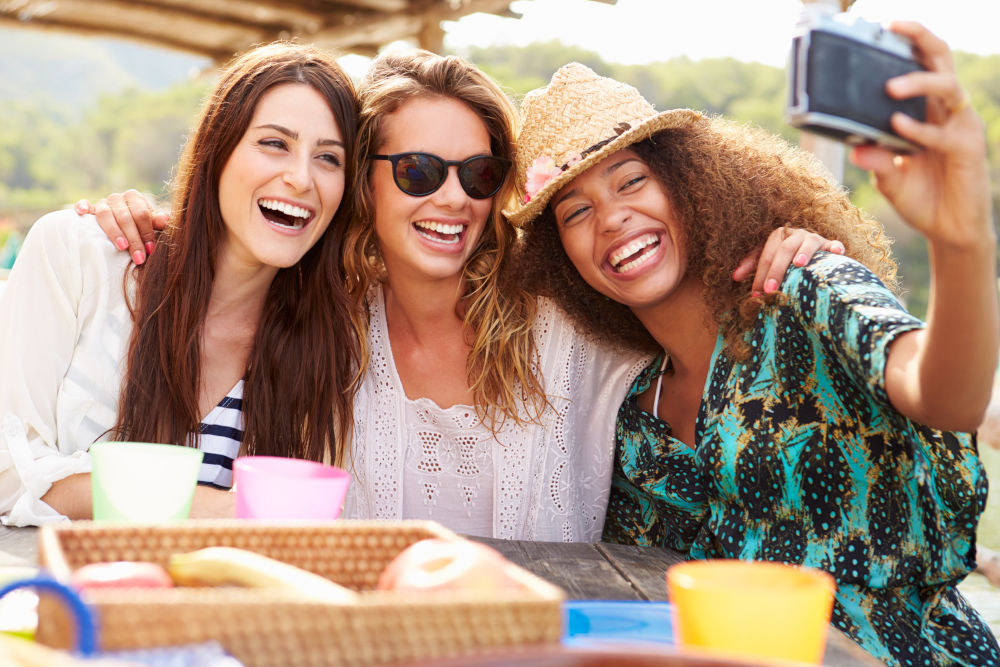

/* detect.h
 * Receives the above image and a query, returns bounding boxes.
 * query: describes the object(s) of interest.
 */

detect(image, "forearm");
[887,238,999,430]
[39,473,93,520]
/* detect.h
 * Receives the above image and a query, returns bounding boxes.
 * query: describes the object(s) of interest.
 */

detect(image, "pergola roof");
[0,0,598,61]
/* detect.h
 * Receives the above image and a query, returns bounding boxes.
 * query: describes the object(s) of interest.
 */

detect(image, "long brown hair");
[343,51,546,428]
[518,118,897,358]
[112,42,360,465]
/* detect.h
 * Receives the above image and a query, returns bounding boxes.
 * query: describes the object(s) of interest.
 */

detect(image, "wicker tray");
[35,520,565,666]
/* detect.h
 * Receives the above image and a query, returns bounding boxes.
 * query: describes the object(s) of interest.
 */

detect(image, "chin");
[259,249,314,270]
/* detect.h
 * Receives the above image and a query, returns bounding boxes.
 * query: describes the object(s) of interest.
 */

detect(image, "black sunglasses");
[370,152,510,199]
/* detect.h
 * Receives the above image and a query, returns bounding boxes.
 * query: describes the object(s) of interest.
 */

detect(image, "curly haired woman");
[509,23,999,667]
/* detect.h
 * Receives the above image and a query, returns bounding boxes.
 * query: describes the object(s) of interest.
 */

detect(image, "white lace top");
[342,285,648,541]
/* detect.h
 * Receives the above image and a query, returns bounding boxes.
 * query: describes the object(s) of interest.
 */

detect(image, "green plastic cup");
[90,442,203,521]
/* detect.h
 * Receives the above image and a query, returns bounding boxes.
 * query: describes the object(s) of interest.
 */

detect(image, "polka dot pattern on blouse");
[603,252,998,666]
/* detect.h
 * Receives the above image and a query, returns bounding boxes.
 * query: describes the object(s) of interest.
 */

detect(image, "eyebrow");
[551,156,641,209]
[254,123,344,148]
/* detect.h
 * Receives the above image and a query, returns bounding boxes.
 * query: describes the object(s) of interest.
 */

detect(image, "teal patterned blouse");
[603,252,998,667]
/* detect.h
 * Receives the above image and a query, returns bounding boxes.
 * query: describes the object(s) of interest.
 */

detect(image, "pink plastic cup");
[233,456,350,520]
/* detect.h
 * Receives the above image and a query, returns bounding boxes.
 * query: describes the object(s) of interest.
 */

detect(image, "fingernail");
[794,253,807,266]
[764,278,778,293]
[115,237,129,250]
[752,290,763,298]
[132,250,146,265]
[145,242,155,256]
[833,242,845,254]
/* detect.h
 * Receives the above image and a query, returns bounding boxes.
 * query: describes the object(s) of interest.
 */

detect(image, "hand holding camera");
[791,17,996,454]
[788,13,989,249]
[787,9,927,153]
[847,21,990,250]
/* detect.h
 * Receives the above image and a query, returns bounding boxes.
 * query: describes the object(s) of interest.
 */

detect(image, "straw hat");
[504,63,703,228]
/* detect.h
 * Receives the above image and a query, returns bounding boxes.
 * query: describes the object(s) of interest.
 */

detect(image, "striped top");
[191,380,244,489]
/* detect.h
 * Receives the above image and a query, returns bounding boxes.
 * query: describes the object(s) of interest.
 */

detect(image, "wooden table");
[471,536,882,667]
[0,525,880,665]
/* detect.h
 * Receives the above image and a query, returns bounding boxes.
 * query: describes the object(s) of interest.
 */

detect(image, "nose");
[429,165,467,208]
[282,153,313,193]
[595,198,630,233]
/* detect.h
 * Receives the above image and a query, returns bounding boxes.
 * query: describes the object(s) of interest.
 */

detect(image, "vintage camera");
[786,10,926,152]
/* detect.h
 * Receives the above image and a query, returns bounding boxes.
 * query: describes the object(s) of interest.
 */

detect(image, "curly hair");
[342,50,545,428]
[517,116,898,359]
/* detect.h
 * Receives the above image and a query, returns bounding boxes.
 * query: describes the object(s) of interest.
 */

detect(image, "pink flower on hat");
[523,155,563,203]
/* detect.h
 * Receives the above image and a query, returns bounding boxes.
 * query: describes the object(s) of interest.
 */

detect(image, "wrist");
[927,229,997,264]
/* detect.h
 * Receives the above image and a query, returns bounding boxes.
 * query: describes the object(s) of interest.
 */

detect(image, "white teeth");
[617,251,656,273]
[609,233,659,269]
[259,199,311,221]
[414,221,464,236]
[414,220,464,244]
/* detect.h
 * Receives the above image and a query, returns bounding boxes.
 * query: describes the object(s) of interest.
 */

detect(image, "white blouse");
[0,210,132,526]
[343,285,648,541]
[0,211,243,526]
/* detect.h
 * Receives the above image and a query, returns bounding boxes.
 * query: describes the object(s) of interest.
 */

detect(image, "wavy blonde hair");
[518,116,898,359]
[343,50,545,428]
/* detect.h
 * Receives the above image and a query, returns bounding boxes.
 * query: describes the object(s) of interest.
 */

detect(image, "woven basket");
[36,520,565,666]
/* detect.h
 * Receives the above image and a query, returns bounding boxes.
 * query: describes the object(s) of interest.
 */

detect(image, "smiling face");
[217,82,346,274]
[552,149,692,314]
[370,95,494,285]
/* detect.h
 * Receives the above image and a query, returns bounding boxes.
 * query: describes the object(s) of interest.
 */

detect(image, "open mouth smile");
[258,198,315,230]
[413,220,466,245]
[608,232,661,273]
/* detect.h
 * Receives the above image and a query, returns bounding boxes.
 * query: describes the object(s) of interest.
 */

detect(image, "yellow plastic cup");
[90,442,203,521]
[666,559,835,664]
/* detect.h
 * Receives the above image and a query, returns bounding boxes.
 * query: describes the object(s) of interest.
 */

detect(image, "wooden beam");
[122,0,329,27]
[311,13,422,48]
[308,0,522,50]
[0,16,236,60]
[318,0,409,11]
[0,0,271,43]
[421,0,524,22]
[0,0,544,60]
[417,17,444,52]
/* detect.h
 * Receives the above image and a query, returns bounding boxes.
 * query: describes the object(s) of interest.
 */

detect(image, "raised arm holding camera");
[509,20,998,667]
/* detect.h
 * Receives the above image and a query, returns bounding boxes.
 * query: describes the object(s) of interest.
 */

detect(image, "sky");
[441,0,1000,66]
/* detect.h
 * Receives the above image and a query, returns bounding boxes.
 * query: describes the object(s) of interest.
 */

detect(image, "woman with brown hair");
[0,42,360,524]
[508,22,998,666]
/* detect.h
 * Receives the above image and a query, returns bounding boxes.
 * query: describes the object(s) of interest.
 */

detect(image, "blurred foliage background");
[1,30,998,315]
